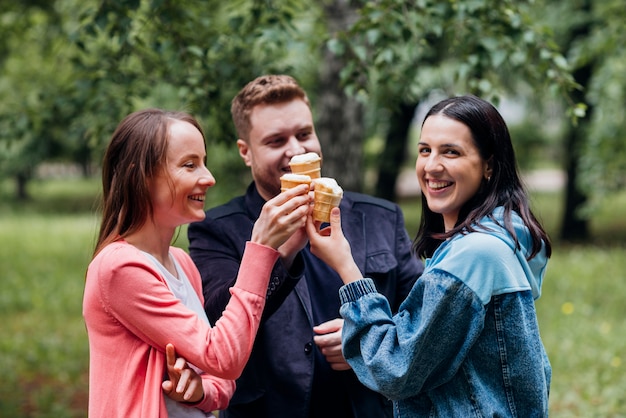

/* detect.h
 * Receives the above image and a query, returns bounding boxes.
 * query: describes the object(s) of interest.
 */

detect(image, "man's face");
[237,99,322,201]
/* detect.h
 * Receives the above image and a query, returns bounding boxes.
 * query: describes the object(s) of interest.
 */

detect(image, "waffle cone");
[313,190,342,222]
[289,161,321,179]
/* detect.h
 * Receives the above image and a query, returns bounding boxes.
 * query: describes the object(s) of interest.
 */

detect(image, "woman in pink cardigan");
[83,108,312,417]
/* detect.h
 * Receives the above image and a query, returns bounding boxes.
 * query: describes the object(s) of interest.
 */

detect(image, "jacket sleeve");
[95,242,278,380]
[188,374,235,412]
[339,271,485,400]
[188,210,304,323]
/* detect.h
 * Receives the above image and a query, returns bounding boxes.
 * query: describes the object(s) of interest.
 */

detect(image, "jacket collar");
[244,182,266,219]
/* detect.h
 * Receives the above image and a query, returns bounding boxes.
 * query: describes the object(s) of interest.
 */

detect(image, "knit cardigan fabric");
[83,240,279,417]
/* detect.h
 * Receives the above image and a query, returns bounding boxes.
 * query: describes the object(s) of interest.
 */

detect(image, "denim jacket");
[339,208,551,417]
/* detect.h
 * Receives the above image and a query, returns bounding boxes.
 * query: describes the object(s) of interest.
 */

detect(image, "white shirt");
[142,251,214,418]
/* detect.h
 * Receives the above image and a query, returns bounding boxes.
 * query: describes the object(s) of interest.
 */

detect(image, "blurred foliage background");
[1,1,626,416]
[1,0,624,242]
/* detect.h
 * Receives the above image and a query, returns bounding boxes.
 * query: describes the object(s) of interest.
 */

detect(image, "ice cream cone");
[312,177,343,223]
[280,174,312,192]
[289,152,321,179]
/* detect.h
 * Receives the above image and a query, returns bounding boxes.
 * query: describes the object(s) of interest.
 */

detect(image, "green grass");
[1,177,625,416]
[538,246,626,416]
[0,213,97,417]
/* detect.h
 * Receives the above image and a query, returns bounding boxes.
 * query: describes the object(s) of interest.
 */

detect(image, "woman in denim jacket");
[307,95,552,417]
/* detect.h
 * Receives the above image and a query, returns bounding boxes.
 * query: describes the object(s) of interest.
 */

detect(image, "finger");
[183,377,200,401]
[263,193,309,225]
[305,212,327,235]
[177,368,192,393]
[174,356,187,371]
[162,380,174,394]
[330,362,352,371]
[314,318,343,334]
[276,184,310,202]
[165,343,176,367]
[313,333,341,349]
[324,351,347,363]
[284,193,313,214]
[305,213,317,236]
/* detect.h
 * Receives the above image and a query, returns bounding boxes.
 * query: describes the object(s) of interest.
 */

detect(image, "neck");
[124,223,175,265]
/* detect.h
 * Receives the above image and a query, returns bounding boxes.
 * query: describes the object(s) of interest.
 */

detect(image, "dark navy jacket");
[188,183,423,418]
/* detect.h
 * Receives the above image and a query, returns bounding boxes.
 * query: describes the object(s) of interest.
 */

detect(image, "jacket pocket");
[365,251,397,274]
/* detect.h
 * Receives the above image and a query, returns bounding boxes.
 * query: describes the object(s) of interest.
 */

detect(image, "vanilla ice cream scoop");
[289,152,321,179]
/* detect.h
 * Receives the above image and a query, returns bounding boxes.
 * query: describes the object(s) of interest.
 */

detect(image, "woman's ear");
[484,156,494,181]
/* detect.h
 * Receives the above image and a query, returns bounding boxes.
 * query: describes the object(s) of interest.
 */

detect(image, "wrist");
[338,262,362,284]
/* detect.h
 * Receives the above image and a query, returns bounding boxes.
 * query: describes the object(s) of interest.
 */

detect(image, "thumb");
[162,380,174,394]
[329,207,343,236]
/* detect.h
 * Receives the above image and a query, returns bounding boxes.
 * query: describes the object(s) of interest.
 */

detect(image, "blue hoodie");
[339,207,551,417]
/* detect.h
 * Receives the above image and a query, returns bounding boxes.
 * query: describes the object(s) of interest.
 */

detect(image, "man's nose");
[286,136,305,157]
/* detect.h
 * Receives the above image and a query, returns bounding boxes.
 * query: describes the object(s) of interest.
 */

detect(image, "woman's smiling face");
[416,114,491,231]
[150,120,215,230]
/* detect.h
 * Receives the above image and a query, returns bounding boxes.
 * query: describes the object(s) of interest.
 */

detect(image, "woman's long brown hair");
[93,108,205,257]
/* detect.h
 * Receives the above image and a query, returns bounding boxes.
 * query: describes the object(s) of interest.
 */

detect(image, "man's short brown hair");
[231,75,311,141]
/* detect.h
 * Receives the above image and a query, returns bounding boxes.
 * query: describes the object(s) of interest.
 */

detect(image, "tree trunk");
[560,0,592,242]
[560,65,591,242]
[375,102,417,201]
[316,0,364,192]
[15,171,29,201]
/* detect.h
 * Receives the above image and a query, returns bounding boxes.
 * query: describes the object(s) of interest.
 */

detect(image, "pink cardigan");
[83,240,279,417]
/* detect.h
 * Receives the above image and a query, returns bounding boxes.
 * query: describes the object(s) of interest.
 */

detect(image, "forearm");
[337,259,364,285]
[193,374,235,412]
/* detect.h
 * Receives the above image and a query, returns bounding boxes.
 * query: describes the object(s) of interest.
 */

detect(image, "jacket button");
[304,342,313,354]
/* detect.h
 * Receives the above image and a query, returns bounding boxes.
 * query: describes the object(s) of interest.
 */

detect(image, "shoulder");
[91,241,144,268]
[431,232,528,304]
[442,232,518,274]
[343,191,398,213]
[454,232,514,257]
[86,242,159,296]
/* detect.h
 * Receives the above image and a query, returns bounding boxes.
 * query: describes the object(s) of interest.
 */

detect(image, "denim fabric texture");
[339,209,551,417]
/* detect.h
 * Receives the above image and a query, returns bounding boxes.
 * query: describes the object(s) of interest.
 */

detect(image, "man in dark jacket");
[188,74,424,418]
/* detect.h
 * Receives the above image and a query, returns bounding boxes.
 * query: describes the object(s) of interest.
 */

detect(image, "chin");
[189,212,206,223]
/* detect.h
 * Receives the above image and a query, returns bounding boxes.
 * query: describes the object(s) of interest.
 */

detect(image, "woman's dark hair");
[94,108,205,256]
[412,95,551,260]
